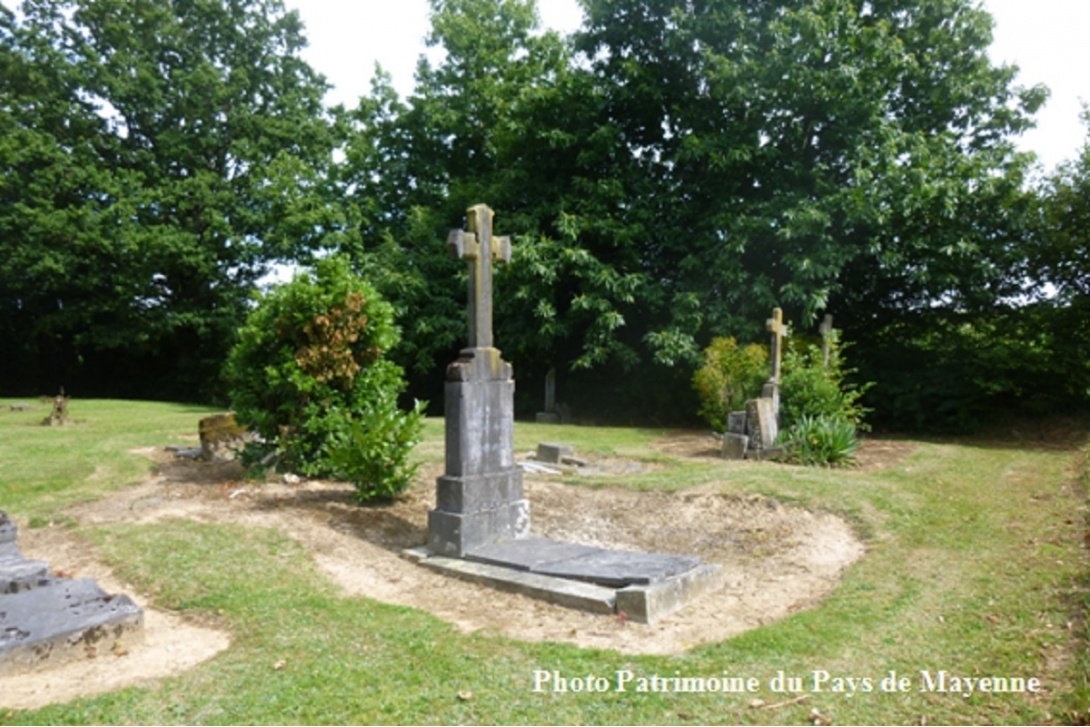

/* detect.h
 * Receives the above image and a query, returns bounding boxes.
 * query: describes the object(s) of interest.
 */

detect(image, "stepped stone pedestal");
[0,511,144,675]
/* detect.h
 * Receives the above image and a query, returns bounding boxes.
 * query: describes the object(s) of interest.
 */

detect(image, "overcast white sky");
[285,0,1090,173]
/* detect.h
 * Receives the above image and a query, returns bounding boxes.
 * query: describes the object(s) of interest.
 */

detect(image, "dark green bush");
[692,337,768,431]
[224,256,424,500]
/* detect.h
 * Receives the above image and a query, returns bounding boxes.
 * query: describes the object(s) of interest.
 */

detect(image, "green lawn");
[1,399,1088,725]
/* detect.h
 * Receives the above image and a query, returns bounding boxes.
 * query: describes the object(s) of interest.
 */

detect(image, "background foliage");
[1,0,1088,429]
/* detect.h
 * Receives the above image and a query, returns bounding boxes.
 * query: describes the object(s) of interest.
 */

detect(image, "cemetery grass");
[0,401,1088,724]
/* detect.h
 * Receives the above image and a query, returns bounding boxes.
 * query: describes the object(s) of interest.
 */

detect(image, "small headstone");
[722,432,749,459]
[727,411,747,435]
[536,367,561,424]
[536,442,574,465]
[745,398,778,452]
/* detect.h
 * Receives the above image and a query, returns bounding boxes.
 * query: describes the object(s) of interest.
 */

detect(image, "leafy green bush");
[782,414,860,467]
[780,331,870,431]
[224,256,424,500]
[692,337,768,431]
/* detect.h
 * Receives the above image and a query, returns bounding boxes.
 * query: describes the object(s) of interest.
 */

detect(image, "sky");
[285,0,1090,174]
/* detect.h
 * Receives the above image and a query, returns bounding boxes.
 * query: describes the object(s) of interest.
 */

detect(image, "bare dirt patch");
[4,437,874,708]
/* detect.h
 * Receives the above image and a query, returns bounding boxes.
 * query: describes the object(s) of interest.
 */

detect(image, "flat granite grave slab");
[0,578,144,675]
[406,538,722,624]
[467,537,702,587]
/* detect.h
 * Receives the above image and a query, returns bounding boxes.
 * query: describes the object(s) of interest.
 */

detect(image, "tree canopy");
[1,0,1085,428]
[0,0,334,399]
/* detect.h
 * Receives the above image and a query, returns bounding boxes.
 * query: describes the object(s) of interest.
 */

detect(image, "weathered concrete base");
[427,498,530,558]
[404,538,722,624]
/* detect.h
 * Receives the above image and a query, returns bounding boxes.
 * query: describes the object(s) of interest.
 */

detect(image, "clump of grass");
[781,414,860,466]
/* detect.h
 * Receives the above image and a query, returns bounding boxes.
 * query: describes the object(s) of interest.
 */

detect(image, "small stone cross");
[447,204,511,350]
[766,307,788,384]
[819,314,834,368]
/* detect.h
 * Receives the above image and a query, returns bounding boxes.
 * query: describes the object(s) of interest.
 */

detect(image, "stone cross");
[447,204,511,350]
[766,307,788,385]
[819,314,834,369]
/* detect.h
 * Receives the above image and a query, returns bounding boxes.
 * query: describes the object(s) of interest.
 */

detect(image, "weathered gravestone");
[414,205,721,623]
[427,204,530,557]
[535,367,561,424]
[721,308,789,460]
[0,511,144,675]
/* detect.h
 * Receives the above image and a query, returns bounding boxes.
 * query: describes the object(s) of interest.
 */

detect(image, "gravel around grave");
[3,433,912,709]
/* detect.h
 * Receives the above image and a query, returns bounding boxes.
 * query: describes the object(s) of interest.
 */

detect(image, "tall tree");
[0,0,334,398]
[341,0,1049,422]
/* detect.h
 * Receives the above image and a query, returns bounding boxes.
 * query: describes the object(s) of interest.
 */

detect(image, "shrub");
[779,331,870,431]
[781,414,860,467]
[692,337,768,431]
[224,256,424,501]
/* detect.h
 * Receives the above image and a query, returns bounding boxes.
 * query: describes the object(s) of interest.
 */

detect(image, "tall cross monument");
[428,204,529,557]
[762,307,788,415]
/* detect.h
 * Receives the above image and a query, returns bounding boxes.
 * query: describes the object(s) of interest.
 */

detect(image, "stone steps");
[0,511,144,675]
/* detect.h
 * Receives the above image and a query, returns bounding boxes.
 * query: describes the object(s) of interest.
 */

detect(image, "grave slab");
[467,536,599,571]
[615,563,724,623]
[0,578,144,675]
[531,548,703,587]
[536,442,574,465]
[404,547,616,615]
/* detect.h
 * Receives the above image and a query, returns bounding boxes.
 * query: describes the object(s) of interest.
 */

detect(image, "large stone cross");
[447,204,511,350]
[766,307,788,384]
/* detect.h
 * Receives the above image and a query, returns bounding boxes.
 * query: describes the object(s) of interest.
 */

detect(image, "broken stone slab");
[166,445,204,460]
[0,578,144,675]
[536,442,573,464]
[722,432,749,460]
